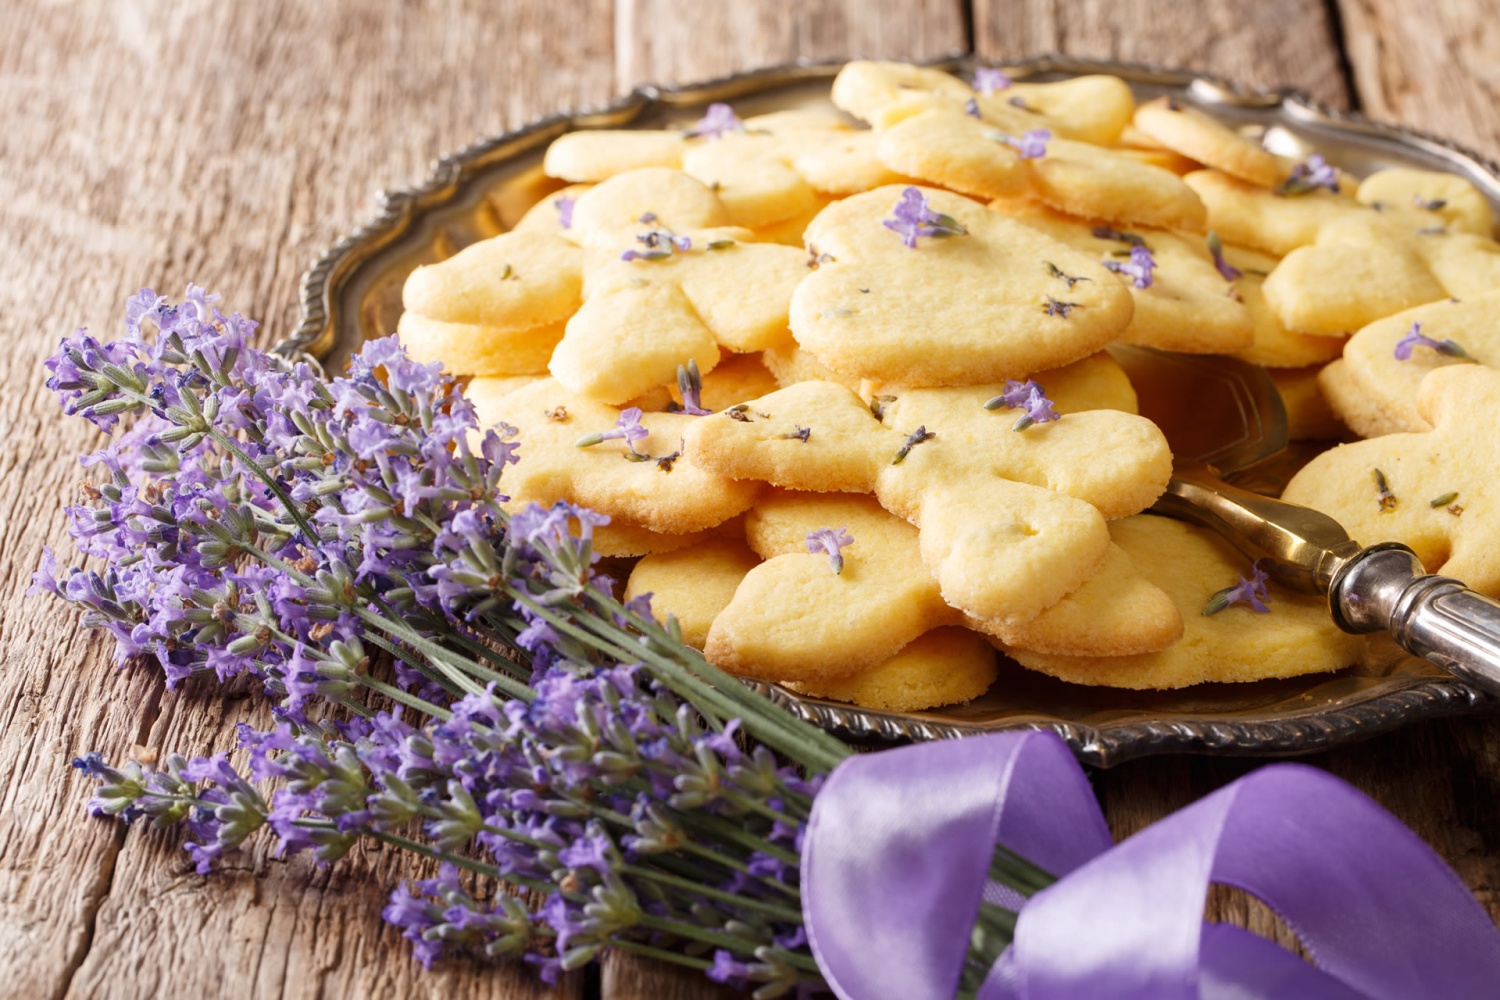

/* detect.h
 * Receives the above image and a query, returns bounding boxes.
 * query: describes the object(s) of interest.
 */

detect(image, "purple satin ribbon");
[802,731,1500,999]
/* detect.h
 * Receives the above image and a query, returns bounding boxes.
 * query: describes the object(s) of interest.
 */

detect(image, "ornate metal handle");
[1153,465,1361,594]
[1332,543,1500,695]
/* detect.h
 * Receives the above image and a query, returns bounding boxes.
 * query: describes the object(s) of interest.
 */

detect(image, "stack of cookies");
[395,60,1500,712]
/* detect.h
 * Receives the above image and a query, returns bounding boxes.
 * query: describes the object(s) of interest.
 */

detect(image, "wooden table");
[3,2,1498,997]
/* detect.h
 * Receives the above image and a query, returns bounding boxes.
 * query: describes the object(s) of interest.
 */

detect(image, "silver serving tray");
[282,55,1496,766]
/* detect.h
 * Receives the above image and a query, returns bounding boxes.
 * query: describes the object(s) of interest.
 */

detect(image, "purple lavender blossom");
[1104,245,1156,289]
[1207,231,1241,282]
[973,67,1013,94]
[1393,321,1476,362]
[708,949,756,985]
[574,407,650,457]
[620,228,693,262]
[882,187,968,249]
[27,546,60,598]
[684,102,743,139]
[985,379,1059,430]
[554,196,575,229]
[1280,154,1340,195]
[46,289,847,991]
[675,359,711,415]
[1001,127,1051,160]
[964,98,981,119]
[1203,561,1271,616]
[806,527,854,575]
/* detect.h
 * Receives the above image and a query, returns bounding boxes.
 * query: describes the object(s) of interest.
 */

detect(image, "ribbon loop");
[803,731,1500,1000]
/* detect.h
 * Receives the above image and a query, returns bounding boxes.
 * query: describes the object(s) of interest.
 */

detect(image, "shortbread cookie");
[681,131,818,228]
[624,537,762,647]
[1005,515,1364,688]
[1268,365,1347,441]
[1262,212,1500,337]
[762,341,863,391]
[751,194,836,247]
[482,378,761,533]
[786,627,999,712]
[1132,97,1280,188]
[790,185,1135,385]
[1317,291,1500,437]
[999,75,1135,146]
[833,61,1133,146]
[1114,146,1203,176]
[1023,136,1209,232]
[989,201,1252,354]
[592,521,709,559]
[552,234,804,402]
[512,184,592,238]
[402,230,584,331]
[1183,169,1361,257]
[1221,244,1345,367]
[972,540,1183,655]
[789,128,913,195]
[1317,360,1401,440]
[565,168,729,250]
[1357,167,1494,237]
[861,349,1141,416]
[543,130,688,183]
[399,315,566,376]
[464,375,542,413]
[830,60,972,124]
[671,352,782,412]
[875,109,1031,200]
[545,106,903,227]
[1282,364,1500,595]
[706,491,961,681]
[683,377,1172,624]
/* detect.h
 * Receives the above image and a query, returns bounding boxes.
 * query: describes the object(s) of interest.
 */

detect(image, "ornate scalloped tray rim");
[282,54,1496,767]
[747,679,1489,767]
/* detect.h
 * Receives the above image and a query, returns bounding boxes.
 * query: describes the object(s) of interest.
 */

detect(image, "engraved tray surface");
[282,55,1495,766]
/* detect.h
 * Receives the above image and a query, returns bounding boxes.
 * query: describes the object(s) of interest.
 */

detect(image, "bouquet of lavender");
[35,289,1043,996]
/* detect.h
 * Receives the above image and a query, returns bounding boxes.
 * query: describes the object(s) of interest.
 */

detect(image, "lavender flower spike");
[974,67,1012,94]
[675,360,711,415]
[555,196,575,230]
[806,527,854,575]
[986,379,1059,430]
[1207,231,1241,282]
[621,227,693,262]
[1280,154,1341,195]
[882,187,968,249]
[685,102,742,139]
[1104,245,1156,289]
[1393,321,1476,362]
[1008,128,1051,160]
[576,407,650,456]
[1202,561,1271,616]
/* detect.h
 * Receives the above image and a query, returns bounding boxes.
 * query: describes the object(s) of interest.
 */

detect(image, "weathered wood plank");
[1338,0,1500,158]
[0,1,613,997]
[973,0,1351,107]
[613,0,969,89]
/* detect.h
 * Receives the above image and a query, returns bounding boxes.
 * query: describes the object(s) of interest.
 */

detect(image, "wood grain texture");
[0,1,612,997]
[2,1,1498,998]
[973,0,1352,107]
[1338,0,1500,158]
[613,0,969,89]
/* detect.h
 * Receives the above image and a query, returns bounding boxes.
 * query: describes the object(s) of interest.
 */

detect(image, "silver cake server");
[1108,344,1500,696]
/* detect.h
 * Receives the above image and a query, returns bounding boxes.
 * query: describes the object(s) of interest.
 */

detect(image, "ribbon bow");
[802,730,1500,999]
